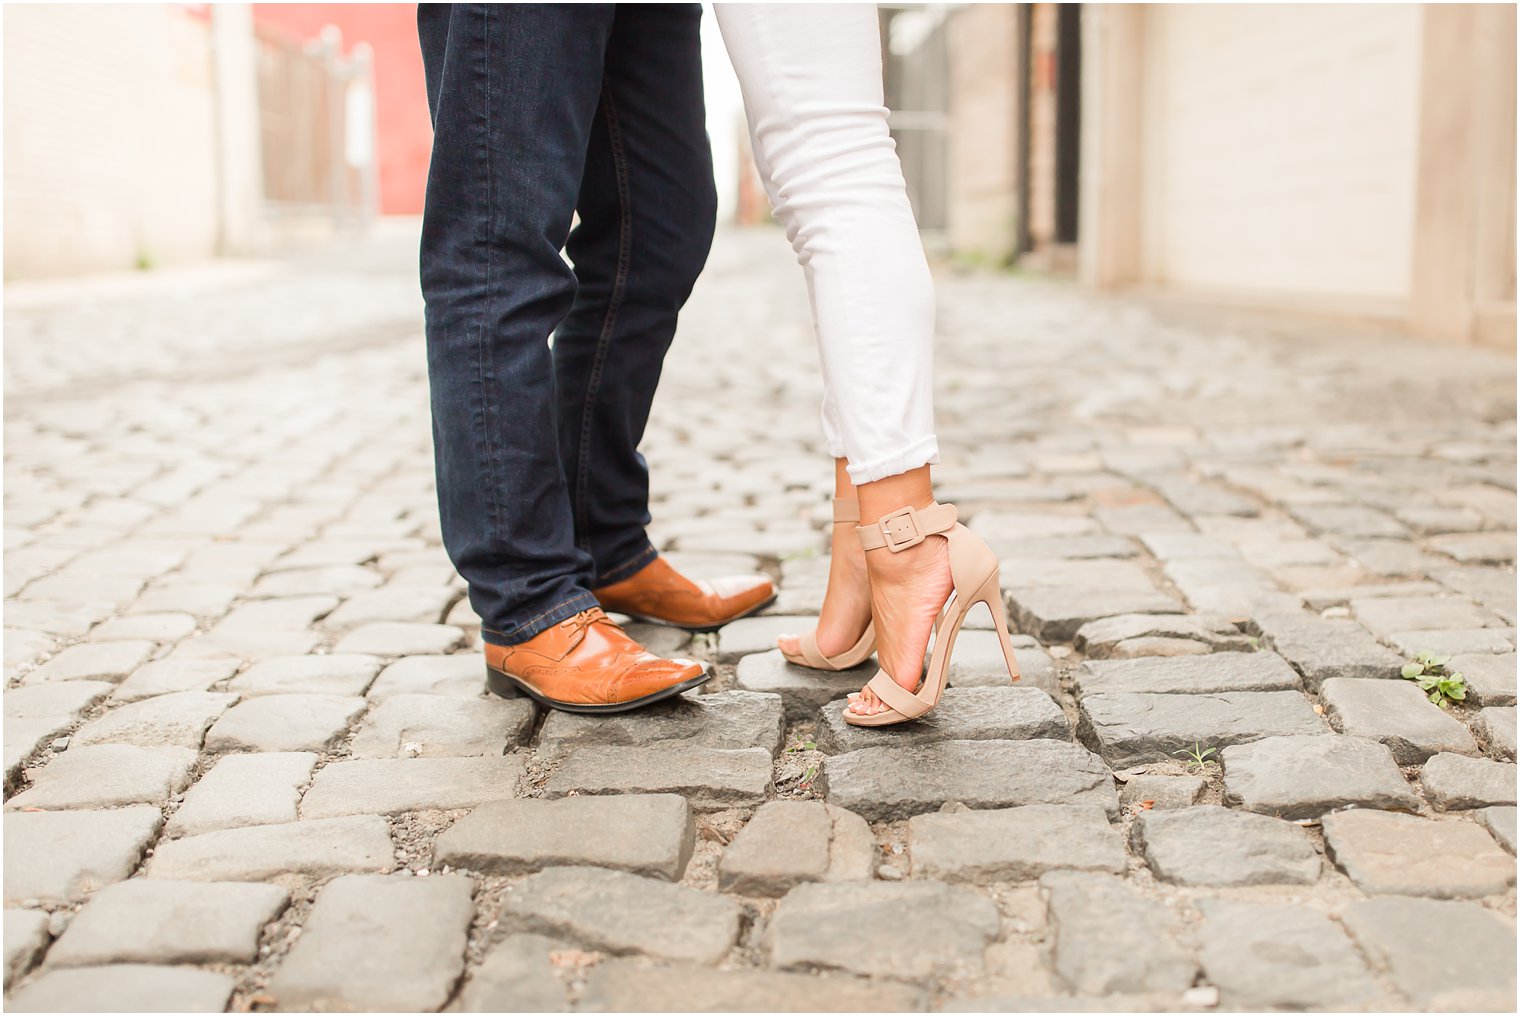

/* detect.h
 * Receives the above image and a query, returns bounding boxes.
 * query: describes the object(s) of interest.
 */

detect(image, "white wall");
[1138,4,1424,304]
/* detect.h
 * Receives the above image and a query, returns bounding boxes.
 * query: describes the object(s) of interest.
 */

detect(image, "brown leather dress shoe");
[593,555,776,633]
[484,608,708,714]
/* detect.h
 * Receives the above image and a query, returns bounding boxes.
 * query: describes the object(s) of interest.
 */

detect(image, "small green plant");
[785,740,817,753]
[1173,741,1217,769]
[1402,652,1467,708]
[797,764,819,789]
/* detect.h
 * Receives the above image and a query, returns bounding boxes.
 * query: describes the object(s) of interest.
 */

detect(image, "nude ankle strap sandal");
[843,501,1022,727]
[779,498,877,671]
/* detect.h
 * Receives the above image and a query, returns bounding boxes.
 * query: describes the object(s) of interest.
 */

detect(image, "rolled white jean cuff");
[845,435,940,485]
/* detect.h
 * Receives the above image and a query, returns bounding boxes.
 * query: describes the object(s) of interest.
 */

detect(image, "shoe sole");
[484,664,712,714]
[611,592,779,635]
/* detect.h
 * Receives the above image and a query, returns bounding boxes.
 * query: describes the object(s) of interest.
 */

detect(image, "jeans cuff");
[592,541,659,588]
[480,589,603,647]
[845,435,941,485]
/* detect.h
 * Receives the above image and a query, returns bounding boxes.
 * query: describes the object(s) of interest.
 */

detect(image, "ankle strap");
[832,498,860,524]
[857,502,958,553]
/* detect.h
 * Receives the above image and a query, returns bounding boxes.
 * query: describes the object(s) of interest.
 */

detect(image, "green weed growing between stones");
[1401,651,1468,708]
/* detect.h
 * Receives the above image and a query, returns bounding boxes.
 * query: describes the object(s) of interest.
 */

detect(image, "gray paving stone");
[333,622,466,656]
[110,658,238,703]
[1074,613,1253,658]
[25,641,155,684]
[1478,805,1517,853]
[733,650,876,723]
[320,585,457,631]
[367,654,482,699]
[544,744,771,811]
[1351,594,1502,636]
[204,693,365,754]
[498,866,742,966]
[1117,774,1205,810]
[1385,627,1516,657]
[1420,752,1517,810]
[268,873,474,1012]
[147,815,395,882]
[451,932,571,1013]
[1340,898,1517,1011]
[537,689,783,757]
[3,680,113,782]
[45,879,287,967]
[1007,586,1183,643]
[1041,872,1197,995]
[576,958,925,1013]
[1432,567,1517,624]
[1321,677,1480,763]
[1196,900,1385,1010]
[1452,651,1519,707]
[768,880,1000,980]
[6,744,195,811]
[1131,805,1320,886]
[1253,611,1406,689]
[821,739,1117,821]
[5,909,49,986]
[350,693,533,758]
[909,804,1124,882]
[714,616,820,663]
[435,795,694,880]
[945,638,1059,696]
[1074,652,1300,696]
[1222,734,1419,818]
[250,564,383,599]
[718,801,874,896]
[301,756,524,818]
[815,687,1068,755]
[1077,690,1328,768]
[1321,809,1515,898]
[4,806,162,905]
[1429,531,1516,564]
[71,690,236,751]
[167,751,317,837]
[6,964,236,1012]
[89,612,197,644]
[225,653,382,697]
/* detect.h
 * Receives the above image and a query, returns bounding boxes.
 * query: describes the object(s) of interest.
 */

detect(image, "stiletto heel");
[779,498,877,671]
[843,501,1019,727]
[972,571,1022,685]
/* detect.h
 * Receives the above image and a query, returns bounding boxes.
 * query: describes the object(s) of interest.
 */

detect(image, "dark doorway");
[1054,3,1082,245]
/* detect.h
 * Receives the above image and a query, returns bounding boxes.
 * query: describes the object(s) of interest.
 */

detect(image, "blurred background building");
[4,3,1514,349]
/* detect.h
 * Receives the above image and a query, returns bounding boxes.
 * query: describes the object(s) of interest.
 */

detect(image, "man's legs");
[553,4,718,586]
[418,4,616,646]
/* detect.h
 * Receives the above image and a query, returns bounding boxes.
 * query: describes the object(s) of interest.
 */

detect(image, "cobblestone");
[499,866,742,966]
[203,693,365,753]
[267,874,474,1012]
[822,739,1118,820]
[1130,805,1320,886]
[1221,734,1419,818]
[1320,677,1480,763]
[44,879,287,967]
[435,795,695,880]
[1322,809,1515,897]
[5,227,1515,1010]
[1419,751,1518,809]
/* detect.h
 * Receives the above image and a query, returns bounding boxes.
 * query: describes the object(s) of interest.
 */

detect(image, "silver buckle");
[879,506,924,552]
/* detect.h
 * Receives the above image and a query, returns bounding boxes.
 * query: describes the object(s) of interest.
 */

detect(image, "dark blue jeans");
[418,4,715,646]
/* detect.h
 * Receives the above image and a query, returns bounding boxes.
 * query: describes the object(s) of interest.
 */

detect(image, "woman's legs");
[716,5,945,711]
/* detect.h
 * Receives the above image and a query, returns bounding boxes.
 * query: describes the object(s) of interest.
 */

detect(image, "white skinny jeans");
[716,3,938,484]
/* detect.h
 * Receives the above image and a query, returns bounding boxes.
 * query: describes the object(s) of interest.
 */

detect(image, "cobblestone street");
[3,225,1516,1011]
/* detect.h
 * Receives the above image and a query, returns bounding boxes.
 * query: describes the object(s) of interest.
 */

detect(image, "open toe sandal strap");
[864,669,933,719]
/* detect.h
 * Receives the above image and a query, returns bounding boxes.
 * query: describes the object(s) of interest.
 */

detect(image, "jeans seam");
[475,6,504,540]
[593,542,657,586]
[572,82,634,554]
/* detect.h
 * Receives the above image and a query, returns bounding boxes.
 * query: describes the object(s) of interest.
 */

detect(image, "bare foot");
[778,519,872,660]
[845,534,953,716]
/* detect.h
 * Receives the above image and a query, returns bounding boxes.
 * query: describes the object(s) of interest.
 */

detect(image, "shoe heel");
[973,571,1021,683]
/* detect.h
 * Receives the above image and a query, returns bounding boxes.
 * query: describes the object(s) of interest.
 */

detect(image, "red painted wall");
[253,4,431,215]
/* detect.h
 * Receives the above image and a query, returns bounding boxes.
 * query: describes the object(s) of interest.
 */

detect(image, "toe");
[777,634,800,656]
